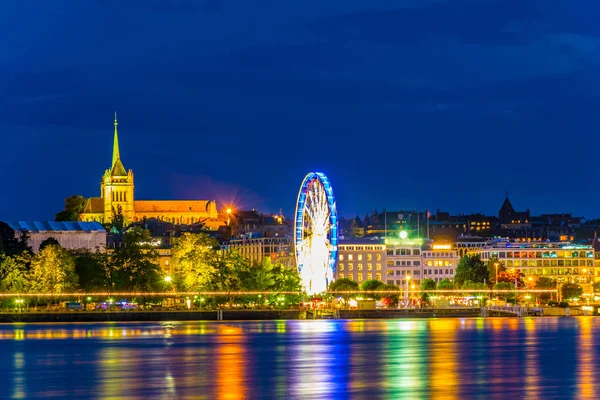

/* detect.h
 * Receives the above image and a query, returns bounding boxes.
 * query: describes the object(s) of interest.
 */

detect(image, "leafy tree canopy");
[39,237,60,252]
[29,245,78,294]
[561,283,583,300]
[55,195,87,222]
[455,254,489,286]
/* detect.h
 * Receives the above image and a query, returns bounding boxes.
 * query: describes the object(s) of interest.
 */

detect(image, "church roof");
[111,159,127,176]
[500,196,515,214]
[6,221,105,233]
[82,198,104,214]
[134,200,214,213]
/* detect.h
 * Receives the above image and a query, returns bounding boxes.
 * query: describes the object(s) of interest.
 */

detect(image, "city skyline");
[3,2,600,220]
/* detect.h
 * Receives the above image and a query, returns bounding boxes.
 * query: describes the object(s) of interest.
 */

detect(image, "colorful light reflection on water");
[0,318,597,399]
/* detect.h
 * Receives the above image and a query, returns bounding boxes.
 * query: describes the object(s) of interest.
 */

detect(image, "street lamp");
[405,275,411,305]
[164,275,172,283]
[494,262,500,283]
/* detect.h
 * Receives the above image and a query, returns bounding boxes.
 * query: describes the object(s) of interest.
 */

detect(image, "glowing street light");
[494,262,500,283]
[164,275,172,283]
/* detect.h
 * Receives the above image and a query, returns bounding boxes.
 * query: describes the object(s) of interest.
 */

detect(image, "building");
[6,221,106,252]
[384,237,423,287]
[421,244,460,284]
[468,241,596,293]
[226,237,295,269]
[336,239,386,284]
[79,114,219,225]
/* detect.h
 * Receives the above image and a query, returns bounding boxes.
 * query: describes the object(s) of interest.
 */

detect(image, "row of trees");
[454,254,586,301]
[0,224,303,307]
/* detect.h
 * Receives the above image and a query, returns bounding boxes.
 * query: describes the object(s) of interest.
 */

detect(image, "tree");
[437,278,455,291]
[455,254,489,286]
[108,228,162,296]
[561,283,583,300]
[0,222,31,257]
[110,205,126,233]
[29,245,78,295]
[0,252,32,294]
[536,277,557,302]
[71,249,109,292]
[55,195,87,221]
[379,283,401,307]
[360,279,385,298]
[329,278,359,308]
[420,278,437,302]
[493,281,515,302]
[171,232,219,291]
[462,280,488,302]
[39,237,60,252]
[497,268,524,287]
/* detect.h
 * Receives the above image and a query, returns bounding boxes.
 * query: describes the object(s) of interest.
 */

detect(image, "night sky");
[2,1,600,221]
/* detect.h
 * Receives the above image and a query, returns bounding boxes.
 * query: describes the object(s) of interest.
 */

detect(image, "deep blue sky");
[2,1,600,221]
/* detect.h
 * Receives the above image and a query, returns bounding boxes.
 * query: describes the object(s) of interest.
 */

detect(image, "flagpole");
[427,210,430,240]
[384,209,387,238]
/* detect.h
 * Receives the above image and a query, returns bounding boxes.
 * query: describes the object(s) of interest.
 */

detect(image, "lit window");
[367,273,373,280]
[358,264,363,271]
[358,273,363,282]
[348,255,353,261]
[339,255,344,261]
[339,273,345,279]
[349,264,354,271]
[376,273,381,281]
[358,254,363,261]
[376,254,382,260]
[367,263,372,271]
[376,263,381,270]
[367,254,372,261]
[339,264,344,271]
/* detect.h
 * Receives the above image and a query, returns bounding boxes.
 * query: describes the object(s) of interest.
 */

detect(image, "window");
[376,254,382,260]
[414,261,421,266]
[406,261,412,266]
[387,270,394,276]
[387,261,394,266]
[358,273,363,282]
[339,264,344,271]
[358,254,363,261]
[349,264,354,271]
[387,250,394,256]
[358,264,363,271]
[367,254,372,261]
[413,249,421,256]
[376,263,381,271]
[348,255,353,261]
[413,270,420,276]
[339,273,345,279]
[339,255,344,261]
[367,273,373,280]
[367,263,373,271]
[396,270,402,276]
[376,273,382,281]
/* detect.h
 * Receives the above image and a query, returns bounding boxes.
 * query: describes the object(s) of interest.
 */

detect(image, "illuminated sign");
[432,244,451,250]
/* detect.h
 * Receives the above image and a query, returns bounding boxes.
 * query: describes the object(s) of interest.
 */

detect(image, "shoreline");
[0,308,520,323]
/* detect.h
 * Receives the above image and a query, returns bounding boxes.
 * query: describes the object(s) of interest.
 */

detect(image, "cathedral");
[79,114,219,225]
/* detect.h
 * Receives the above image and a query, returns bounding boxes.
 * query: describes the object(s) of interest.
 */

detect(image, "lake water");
[0,317,596,399]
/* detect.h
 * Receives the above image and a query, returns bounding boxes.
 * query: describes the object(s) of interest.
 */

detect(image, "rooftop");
[6,221,106,233]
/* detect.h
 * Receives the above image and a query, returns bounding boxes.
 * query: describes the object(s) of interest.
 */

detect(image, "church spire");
[112,112,120,167]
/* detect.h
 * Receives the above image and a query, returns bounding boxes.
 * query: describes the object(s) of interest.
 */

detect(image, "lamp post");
[494,262,500,284]
[405,275,411,306]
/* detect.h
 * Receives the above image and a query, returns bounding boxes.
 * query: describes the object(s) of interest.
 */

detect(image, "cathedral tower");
[100,112,135,223]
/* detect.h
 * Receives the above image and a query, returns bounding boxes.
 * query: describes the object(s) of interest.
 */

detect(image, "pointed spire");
[112,112,120,167]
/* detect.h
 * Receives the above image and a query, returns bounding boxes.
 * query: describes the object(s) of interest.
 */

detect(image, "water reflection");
[0,318,598,399]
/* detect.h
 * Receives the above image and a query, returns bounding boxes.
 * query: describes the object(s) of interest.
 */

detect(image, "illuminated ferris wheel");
[294,172,338,294]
